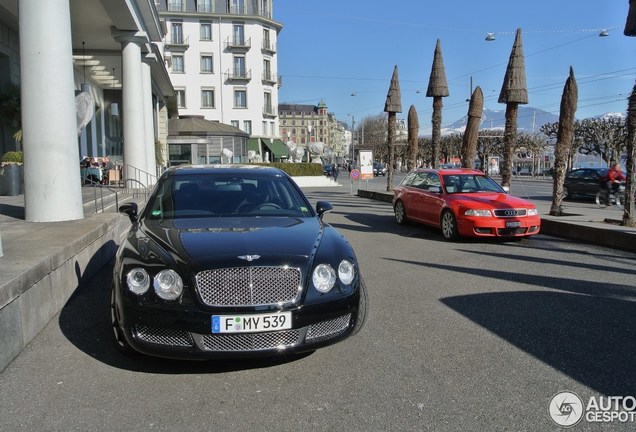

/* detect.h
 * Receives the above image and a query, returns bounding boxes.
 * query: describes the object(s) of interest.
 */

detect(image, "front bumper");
[458,216,542,237]
[116,293,363,360]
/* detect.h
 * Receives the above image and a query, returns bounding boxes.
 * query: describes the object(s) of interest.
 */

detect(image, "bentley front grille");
[135,325,194,347]
[201,330,301,351]
[306,314,351,341]
[195,266,302,306]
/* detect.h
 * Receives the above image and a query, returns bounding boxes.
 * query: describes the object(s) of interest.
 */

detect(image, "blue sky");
[275,0,635,132]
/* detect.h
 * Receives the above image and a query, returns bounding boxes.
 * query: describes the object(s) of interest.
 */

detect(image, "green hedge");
[246,162,324,176]
[1,151,23,164]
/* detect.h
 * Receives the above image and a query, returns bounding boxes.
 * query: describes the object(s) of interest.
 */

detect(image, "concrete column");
[116,35,147,187]
[141,57,157,182]
[20,0,83,222]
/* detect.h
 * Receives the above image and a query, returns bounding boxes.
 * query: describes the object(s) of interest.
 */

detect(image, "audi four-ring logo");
[504,210,518,216]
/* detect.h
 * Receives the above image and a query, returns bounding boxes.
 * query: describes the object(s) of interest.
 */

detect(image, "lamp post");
[348,114,355,166]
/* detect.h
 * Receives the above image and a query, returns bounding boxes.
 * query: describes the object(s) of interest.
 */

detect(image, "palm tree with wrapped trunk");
[498,28,528,188]
[461,86,483,169]
[407,105,419,171]
[550,67,578,216]
[426,39,449,169]
[384,65,402,192]
[622,0,636,227]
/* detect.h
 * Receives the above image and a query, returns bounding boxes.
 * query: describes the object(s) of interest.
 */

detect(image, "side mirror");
[316,200,333,218]
[119,202,139,223]
[502,186,510,194]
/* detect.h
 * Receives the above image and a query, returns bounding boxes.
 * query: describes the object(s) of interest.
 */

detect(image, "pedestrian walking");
[332,164,339,181]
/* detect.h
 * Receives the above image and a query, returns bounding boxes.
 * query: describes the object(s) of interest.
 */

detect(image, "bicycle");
[595,183,625,210]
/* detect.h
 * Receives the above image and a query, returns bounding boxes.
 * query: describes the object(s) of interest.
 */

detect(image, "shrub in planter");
[1,150,23,164]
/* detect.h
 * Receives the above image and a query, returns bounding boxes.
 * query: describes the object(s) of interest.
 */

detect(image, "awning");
[247,138,261,153]
[261,138,289,159]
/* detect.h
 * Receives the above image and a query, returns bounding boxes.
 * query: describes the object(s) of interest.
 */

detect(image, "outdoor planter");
[0,163,24,196]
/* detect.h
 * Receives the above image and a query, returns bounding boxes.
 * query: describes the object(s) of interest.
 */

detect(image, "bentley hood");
[139,216,325,268]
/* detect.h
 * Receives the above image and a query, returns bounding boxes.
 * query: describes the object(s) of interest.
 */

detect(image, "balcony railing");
[224,37,251,51]
[262,72,278,85]
[225,69,252,81]
[261,40,277,53]
[165,34,190,48]
[263,105,277,117]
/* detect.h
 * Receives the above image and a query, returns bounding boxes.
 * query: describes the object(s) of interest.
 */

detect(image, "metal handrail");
[82,177,120,213]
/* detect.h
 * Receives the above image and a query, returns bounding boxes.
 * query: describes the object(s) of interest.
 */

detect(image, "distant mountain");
[594,112,625,120]
[443,107,559,135]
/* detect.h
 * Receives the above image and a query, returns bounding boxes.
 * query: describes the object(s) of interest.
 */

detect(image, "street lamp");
[348,113,355,166]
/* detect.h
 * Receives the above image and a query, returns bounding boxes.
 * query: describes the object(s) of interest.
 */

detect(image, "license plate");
[506,221,521,228]
[212,312,292,333]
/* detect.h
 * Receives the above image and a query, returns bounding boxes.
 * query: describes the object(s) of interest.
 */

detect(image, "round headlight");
[126,268,150,294]
[312,264,336,293]
[338,260,355,285]
[153,269,184,300]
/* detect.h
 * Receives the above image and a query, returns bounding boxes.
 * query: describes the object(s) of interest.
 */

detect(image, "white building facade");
[157,0,282,140]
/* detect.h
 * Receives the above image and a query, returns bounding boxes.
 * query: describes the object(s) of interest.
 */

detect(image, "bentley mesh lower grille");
[135,325,194,347]
[195,266,302,307]
[306,314,351,341]
[201,330,301,351]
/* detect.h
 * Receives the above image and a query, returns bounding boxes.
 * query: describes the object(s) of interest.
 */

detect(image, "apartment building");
[156,1,282,143]
[278,101,348,162]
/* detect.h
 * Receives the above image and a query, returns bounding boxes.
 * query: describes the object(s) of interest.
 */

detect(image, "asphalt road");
[1,186,635,431]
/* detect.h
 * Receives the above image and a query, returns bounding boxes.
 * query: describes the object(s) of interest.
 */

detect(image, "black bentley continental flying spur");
[111,165,367,360]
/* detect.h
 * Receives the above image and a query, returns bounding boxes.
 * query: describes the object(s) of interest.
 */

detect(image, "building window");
[201,89,215,108]
[263,58,271,81]
[243,120,252,134]
[197,0,212,13]
[171,22,183,44]
[172,54,184,73]
[201,55,213,73]
[231,120,240,128]
[234,89,247,108]
[229,0,245,14]
[168,1,184,12]
[262,121,267,136]
[263,28,271,50]
[176,89,186,108]
[200,22,212,41]
[233,24,245,45]
[264,92,272,115]
[233,56,246,78]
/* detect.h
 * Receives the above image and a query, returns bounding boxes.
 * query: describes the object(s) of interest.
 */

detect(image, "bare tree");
[550,67,578,216]
[578,117,626,164]
[461,86,483,168]
[498,28,528,188]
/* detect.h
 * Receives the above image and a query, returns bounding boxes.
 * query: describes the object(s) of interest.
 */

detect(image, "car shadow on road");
[386,257,636,395]
[58,259,313,374]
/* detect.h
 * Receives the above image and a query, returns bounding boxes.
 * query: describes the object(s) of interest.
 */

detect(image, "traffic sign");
[350,169,360,180]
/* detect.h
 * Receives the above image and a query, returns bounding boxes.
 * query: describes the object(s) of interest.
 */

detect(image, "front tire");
[441,210,459,241]
[394,200,408,225]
